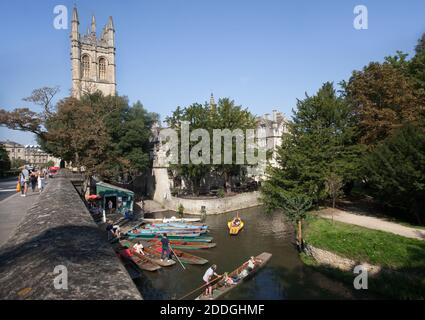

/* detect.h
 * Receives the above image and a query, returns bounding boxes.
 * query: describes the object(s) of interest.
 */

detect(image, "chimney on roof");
[272,110,278,122]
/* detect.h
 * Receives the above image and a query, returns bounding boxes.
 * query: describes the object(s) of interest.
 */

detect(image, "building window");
[99,58,106,80]
[82,55,90,78]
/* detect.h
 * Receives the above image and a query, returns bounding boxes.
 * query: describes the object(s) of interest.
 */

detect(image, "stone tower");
[71,7,116,98]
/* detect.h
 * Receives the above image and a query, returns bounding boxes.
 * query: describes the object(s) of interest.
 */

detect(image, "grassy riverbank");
[301,216,425,299]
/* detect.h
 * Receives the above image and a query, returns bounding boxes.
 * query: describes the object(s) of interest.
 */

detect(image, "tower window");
[99,58,106,80]
[82,55,90,78]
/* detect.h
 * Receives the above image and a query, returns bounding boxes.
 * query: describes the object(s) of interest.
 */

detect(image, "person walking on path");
[30,172,37,192]
[19,172,26,197]
[37,171,44,193]
[20,166,29,197]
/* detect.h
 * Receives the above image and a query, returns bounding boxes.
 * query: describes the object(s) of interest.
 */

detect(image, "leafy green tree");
[166,98,256,195]
[165,103,213,195]
[40,92,156,181]
[212,98,257,193]
[343,54,423,145]
[45,160,55,168]
[0,144,11,176]
[409,33,425,98]
[262,82,362,208]
[10,158,26,169]
[365,124,425,225]
[324,172,343,223]
[280,193,312,250]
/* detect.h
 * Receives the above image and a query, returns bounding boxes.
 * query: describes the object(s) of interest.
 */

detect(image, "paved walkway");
[0,192,39,247]
[317,207,425,240]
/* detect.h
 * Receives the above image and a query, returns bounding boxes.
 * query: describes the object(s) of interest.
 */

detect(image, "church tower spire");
[71,6,81,98]
[71,8,116,98]
[209,93,217,112]
[91,15,96,34]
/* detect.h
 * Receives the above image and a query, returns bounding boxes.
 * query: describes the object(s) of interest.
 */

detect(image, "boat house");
[96,181,135,215]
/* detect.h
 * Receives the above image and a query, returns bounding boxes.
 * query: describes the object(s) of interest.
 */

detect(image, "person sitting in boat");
[120,246,133,259]
[106,220,114,240]
[232,218,241,227]
[112,225,121,238]
[131,227,140,234]
[133,241,144,255]
[246,256,262,272]
[203,264,219,297]
[222,272,235,287]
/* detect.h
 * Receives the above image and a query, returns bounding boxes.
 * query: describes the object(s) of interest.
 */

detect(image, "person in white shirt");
[133,241,144,255]
[202,264,219,297]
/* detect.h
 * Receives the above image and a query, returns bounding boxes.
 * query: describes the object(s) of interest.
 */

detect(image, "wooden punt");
[145,244,209,265]
[119,240,176,267]
[148,239,216,250]
[143,217,201,223]
[114,245,162,272]
[127,233,213,242]
[194,252,272,300]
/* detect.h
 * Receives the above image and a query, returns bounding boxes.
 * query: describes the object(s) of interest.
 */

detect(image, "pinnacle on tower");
[209,93,217,112]
[210,93,215,106]
[72,6,79,23]
[91,15,96,33]
[107,16,114,30]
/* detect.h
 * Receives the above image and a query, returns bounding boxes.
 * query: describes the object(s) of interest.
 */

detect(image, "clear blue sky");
[1,0,424,144]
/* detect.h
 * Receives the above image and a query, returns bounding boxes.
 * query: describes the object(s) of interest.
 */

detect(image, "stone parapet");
[0,173,142,300]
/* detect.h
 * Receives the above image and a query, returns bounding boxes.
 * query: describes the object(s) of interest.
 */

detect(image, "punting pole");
[177,275,223,300]
[169,244,186,270]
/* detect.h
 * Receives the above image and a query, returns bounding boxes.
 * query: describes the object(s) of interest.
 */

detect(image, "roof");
[96,181,134,195]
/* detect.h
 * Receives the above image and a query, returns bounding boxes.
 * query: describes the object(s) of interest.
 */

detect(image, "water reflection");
[134,206,375,300]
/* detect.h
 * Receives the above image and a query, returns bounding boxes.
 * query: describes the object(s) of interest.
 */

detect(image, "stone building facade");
[71,7,116,98]
[1,140,60,167]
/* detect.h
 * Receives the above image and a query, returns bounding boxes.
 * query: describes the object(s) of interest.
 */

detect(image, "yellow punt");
[228,218,244,235]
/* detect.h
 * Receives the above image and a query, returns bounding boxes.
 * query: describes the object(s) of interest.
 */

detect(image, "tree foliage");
[165,98,256,194]
[0,144,11,176]
[261,82,362,209]
[365,124,425,225]
[343,56,422,145]
[41,92,157,180]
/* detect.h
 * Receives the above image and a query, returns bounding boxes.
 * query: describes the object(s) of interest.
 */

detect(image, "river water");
[134,206,375,300]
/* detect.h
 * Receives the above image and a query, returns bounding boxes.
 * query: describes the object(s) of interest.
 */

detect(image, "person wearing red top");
[121,247,133,259]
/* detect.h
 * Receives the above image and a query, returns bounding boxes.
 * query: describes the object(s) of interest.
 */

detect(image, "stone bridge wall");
[0,171,142,300]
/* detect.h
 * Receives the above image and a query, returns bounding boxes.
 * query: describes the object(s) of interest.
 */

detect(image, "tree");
[165,103,213,195]
[365,124,425,225]
[343,55,424,145]
[0,144,11,177]
[280,193,312,251]
[212,98,257,193]
[324,172,343,222]
[11,158,26,169]
[41,92,156,181]
[166,98,256,195]
[0,86,60,140]
[261,82,362,207]
[409,33,425,98]
[23,86,60,119]
[46,160,55,168]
